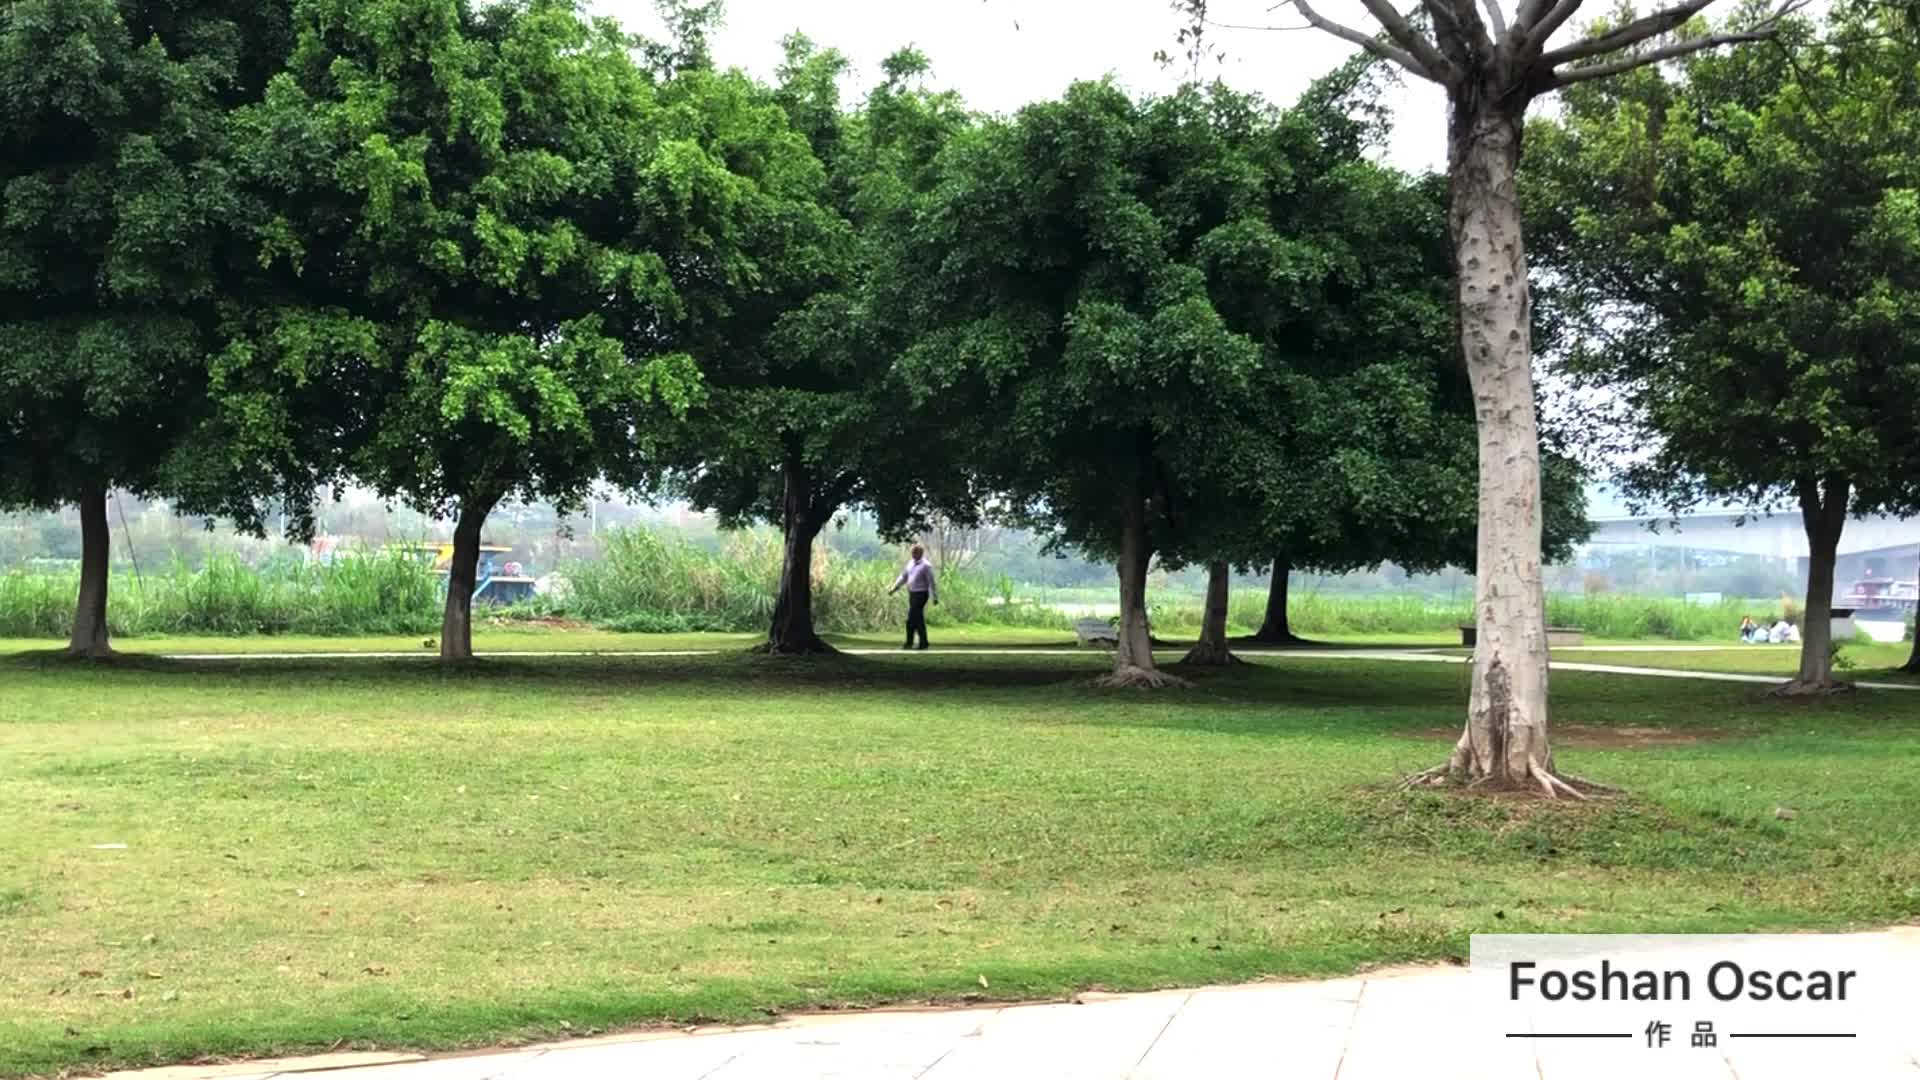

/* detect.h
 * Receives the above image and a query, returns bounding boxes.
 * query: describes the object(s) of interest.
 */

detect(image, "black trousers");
[906,590,930,647]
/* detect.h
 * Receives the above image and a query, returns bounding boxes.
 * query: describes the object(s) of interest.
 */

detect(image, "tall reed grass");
[0,524,1807,642]
[559,528,1065,633]
[0,549,444,638]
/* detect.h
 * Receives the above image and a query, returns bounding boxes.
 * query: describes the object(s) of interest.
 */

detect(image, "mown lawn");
[1555,643,1918,683]
[3,649,1918,1077]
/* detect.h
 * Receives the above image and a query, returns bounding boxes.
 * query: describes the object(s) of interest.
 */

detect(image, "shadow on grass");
[2,648,192,673]
[9,646,1911,744]
[3,643,1448,705]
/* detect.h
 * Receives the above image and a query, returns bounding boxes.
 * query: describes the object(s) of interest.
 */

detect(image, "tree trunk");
[1905,549,1919,675]
[1099,484,1188,688]
[1781,476,1851,693]
[66,484,114,660]
[1183,561,1243,666]
[762,451,833,655]
[1416,100,1578,797]
[1246,556,1304,644]
[440,496,494,662]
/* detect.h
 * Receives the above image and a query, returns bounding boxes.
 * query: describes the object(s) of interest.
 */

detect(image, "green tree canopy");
[904,77,1483,683]
[0,0,298,657]
[634,35,979,654]
[1526,12,1920,689]
[229,0,704,659]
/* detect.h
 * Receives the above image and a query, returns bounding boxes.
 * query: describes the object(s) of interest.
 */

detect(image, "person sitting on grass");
[888,544,938,650]
[1739,615,1762,643]
[1770,617,1800,644]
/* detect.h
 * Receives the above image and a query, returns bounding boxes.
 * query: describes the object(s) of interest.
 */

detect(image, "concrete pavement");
[103,928,1920,1080]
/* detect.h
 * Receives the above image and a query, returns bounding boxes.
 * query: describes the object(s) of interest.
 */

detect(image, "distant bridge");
[1585,508,1920,562]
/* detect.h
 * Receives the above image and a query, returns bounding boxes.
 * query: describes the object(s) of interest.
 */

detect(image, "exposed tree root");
[1768,679,1855,698]
[1400,764,1454,790]
[1400,754,1616,800]
[1179,644,1246,667]
[753,635,839,657]
[1233,632,1316,647]
[1094,664,1194,690]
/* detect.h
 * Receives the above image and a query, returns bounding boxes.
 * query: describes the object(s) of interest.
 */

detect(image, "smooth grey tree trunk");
[440,498,493,662]
[764,455,832,655]
[1220,0,1784,796]
[1426,101,1570,796]
[1183,561,1242,666]
[1785,477,1851,692]
[67,485,114,659]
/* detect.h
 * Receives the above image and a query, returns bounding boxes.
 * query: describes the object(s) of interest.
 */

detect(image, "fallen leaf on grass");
[362,965,388,976]
[77,970,103,979]
[977,975,990,989]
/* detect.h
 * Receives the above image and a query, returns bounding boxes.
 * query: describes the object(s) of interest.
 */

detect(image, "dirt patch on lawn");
[486,616,595,631]
[1400,724,1730,749]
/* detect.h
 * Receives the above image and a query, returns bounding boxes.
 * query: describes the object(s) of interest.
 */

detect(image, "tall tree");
[234,0,701,661]
[1526,13,1920,692]
[1174,0,1804,792]
[0,0,298,658]
[908,81,1413,687]
[645,37,980,654]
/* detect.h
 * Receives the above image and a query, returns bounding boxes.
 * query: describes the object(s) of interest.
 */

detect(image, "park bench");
[1458,625,1586,648]
[1074,618,1119,648]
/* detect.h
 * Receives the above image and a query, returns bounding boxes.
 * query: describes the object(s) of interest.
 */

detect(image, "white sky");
[590,0,1452,173]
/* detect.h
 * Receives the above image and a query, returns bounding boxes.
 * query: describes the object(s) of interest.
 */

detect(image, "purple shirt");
[895,558,937,597]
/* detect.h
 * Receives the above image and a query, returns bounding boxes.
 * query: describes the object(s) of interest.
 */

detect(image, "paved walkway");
[154,645,1920,691]
[107,930,1920,1080]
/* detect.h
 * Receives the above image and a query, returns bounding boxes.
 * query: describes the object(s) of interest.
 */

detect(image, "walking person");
[889,544,938,650]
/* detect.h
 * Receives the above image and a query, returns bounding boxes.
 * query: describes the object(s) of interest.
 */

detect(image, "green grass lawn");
[4,649,1919,1077]
[1555,643,1918,683]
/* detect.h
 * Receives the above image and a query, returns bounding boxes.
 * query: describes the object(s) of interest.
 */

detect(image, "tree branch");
[1543,0,1716,64]
[1482,0,1509,40]
[1425,0,1495,67]
[1518,0,1584,58]
[1512,0,1555,33]
[1286,0,1455,82]
[1545,25,1775,86]
[1543,0,1805,66]
[810,470,860,530]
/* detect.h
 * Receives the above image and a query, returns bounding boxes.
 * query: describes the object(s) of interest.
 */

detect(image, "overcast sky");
[590,0,1452,174]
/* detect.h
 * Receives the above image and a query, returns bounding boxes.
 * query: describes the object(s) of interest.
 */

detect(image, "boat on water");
[1841,573,1918,618]
[1839,573,1916,642]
